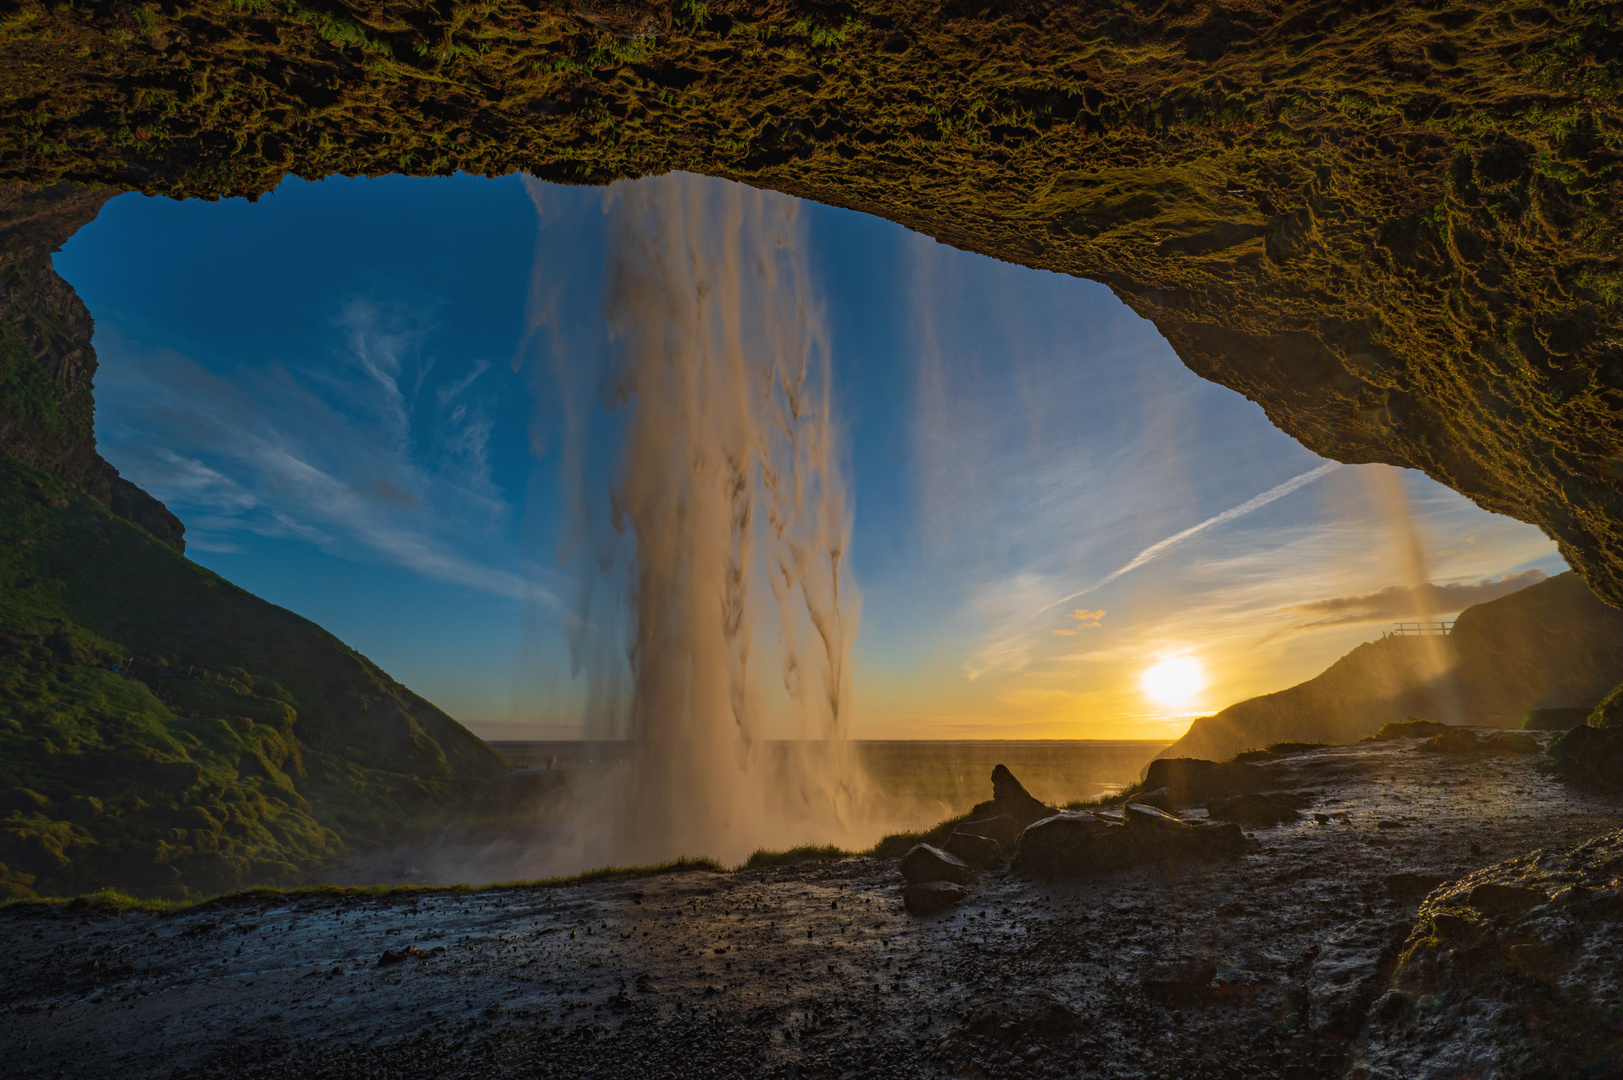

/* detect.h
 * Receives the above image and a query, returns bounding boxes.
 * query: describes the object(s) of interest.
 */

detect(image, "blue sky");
[56,173,1568,739]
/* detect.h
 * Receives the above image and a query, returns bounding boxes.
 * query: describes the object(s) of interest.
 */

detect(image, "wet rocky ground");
[6,732,1623,1080]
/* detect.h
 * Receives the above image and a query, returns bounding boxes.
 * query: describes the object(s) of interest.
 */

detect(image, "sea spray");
[1362,464,1466,723]
[530,173,866,867]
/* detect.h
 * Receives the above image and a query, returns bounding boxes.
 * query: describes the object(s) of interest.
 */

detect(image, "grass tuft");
[1,856,730,914]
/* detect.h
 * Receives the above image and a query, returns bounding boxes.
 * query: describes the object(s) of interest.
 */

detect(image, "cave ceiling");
[2,0,1621,598]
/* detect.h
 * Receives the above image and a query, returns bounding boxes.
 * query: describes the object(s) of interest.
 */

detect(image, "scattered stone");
[1467,882,1550,915]
[900,843,974,886]
[1207,792,1301,826]
[1142,957,1217,1005]
[955,813,1023,851]
[902,880,964,916]
[377,946,422,966]
[944,830,1003,869]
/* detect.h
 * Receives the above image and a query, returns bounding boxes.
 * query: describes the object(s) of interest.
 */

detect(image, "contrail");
[1038,461,1342,614]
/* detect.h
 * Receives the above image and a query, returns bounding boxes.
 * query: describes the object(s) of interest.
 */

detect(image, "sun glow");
[1139,656,1207,710]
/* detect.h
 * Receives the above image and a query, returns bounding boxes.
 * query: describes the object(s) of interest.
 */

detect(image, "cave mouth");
[56,170,1564,760]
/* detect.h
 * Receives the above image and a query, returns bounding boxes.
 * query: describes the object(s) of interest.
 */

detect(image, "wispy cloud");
[94,309,558,607]
[1287,569,1549,627]
[1053,608,1105,635]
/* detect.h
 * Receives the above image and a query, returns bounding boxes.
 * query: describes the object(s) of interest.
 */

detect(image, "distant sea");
[488,739,1170,829]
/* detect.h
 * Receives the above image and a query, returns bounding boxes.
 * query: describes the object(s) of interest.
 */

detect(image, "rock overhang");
[1,0,1620,599]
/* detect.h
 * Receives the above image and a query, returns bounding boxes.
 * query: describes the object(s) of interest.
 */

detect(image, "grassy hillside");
[0,454,508,899]
[1165,572,1623,761]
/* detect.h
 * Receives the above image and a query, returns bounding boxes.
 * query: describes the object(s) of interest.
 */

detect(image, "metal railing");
[1387,620,1454,637]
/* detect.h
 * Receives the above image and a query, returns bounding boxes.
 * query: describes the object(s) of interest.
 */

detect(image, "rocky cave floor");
[5,733,1623,1080]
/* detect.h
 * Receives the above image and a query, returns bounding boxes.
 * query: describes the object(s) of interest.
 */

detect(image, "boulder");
[1130,786,1177,813]
[1142,758,1219,797]
[1206,792,1301,826]
[989,764,1054,826]
[1550,723,1623,791]
[1122,802,1187,832]
[903,880,964,916]
[1185,761,1272,802]
[1143,758,1271,804]
[944,830,1003,869]
[1010,812,1127,877]
[900,843,974,886]
[1011,807,1248,877]
[955,813,1023,851]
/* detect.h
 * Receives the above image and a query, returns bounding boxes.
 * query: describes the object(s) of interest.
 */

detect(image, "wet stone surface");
[4,735,1623,1079]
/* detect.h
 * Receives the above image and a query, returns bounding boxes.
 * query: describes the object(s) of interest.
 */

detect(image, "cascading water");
[527,172,867,868]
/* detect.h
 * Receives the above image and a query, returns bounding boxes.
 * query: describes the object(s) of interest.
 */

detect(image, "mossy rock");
[0,454,507,898]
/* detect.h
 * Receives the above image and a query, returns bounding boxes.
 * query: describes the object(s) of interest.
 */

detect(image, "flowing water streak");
[584,173,864,865]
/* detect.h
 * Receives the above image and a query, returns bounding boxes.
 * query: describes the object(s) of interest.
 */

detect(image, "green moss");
[1588,679,1623,729]
[0,454,507,899]
[1,856,733,911]
[741,844,848,870]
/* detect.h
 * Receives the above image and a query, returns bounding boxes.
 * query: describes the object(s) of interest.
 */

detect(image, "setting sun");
[1139,656,1208,710]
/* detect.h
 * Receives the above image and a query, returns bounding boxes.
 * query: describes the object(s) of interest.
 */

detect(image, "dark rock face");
[2,2,1623,610]
[0,183,185,552]
[1367,830,1623,1079]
